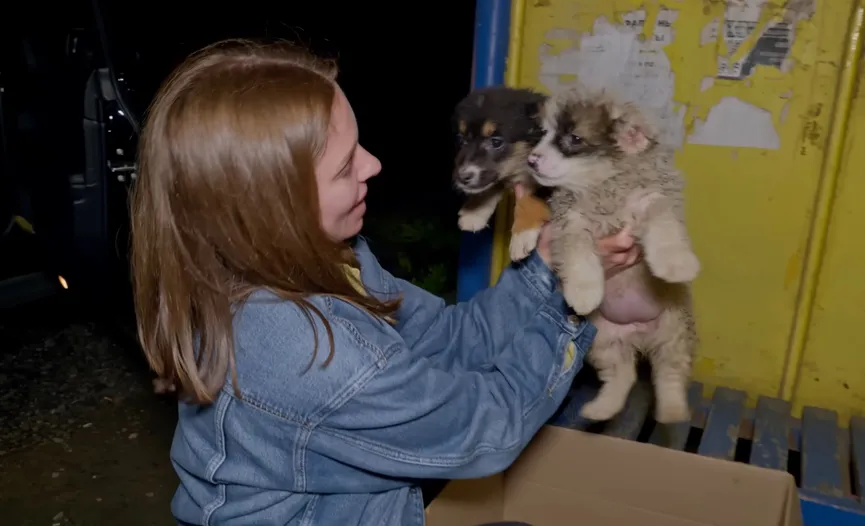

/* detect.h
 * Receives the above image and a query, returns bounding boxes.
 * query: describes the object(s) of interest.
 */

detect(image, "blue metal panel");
[800,491,865,525]
[750,396,792,471]
[456,230,494,302]
[456,0,513,302]
[851,417,865,499]
[697,387,746,460]
[649,382,703,450]
[801,407,846,498]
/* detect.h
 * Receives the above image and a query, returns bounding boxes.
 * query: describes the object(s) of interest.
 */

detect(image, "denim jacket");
[170,237,596,525]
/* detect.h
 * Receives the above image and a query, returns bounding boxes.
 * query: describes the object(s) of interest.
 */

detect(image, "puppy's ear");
[455,116,468,136]
[523,100,542,120]
[524,100,546,139]
[610,102,657,155]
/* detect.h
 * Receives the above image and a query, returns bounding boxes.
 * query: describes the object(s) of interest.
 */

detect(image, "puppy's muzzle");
[455,165,482,186]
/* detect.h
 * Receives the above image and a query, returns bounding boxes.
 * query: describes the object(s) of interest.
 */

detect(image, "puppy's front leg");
[640,195,700,284]
[458,190,503,233]
[551,211,604,315]
[509,192,550,261]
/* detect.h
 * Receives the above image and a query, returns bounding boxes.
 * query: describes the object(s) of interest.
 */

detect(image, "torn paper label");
[701,18,719,46]
[686,97,780,149]
[717,0,793,80]
[538,9,685,148]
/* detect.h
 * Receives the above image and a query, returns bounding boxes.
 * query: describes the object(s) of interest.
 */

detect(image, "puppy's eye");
[489,136,504,149]
[569,134,584,146]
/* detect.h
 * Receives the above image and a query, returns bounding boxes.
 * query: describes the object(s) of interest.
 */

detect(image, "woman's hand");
[514,183,641,279]
[596,226,641,278]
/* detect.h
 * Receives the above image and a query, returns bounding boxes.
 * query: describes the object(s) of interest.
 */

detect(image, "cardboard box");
[426,425,802,526]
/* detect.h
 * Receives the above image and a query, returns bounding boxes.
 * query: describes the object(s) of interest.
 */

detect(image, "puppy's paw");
[563,279,604,316]
[654,393,691,424]
[561,257,605,315]
[509,228,541,261]
[458,209,490,232]
[579,395,624,422]
[647,247,700,283]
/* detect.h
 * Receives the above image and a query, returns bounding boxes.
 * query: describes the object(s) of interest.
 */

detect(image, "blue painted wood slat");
[649,381,703,450]
[749,396,792,471]
[547,378,865,525]
[697,387,746,460]
[801,406,846,499]
[549,384,598,431]
[849,416,865,499]
[603,379,652,440]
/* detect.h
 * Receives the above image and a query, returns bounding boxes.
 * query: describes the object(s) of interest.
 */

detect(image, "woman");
[131,40,639,526]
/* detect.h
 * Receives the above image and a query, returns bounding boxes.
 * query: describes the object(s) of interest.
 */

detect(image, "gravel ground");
[0,296,178,525]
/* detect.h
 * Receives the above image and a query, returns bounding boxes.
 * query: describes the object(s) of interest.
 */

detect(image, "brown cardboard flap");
[425,475,503,526]
[503,481,718,526]
[504,427,799,526]
[427,426,802,526]
[782,480,804,526]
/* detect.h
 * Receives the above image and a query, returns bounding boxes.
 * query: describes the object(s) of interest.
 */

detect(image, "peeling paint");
[687,96,780,149]
[539,9,685,147]
[780,101,791,123]
[701,18,719,46]
[535,1,809,155]
[798,102,825,156]
[782,0,817,23]
[519,0,864,421]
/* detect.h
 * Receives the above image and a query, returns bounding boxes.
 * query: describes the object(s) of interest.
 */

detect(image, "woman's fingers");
[601,240,642,273]
[611,226,636,252]
[626,246,642,266]
[513,183,526,200]
[610,252,629,266]
[597,226,638,256]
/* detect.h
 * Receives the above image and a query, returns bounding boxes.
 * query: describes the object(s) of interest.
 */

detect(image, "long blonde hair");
[130,40,399,405]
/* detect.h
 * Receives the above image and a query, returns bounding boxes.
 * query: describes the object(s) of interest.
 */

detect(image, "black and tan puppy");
[452,86,551,261]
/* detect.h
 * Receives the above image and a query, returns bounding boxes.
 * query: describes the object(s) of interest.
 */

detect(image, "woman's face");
[316,86,381,241]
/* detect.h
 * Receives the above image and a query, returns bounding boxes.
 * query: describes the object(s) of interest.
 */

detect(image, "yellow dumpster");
[491,0,865,420]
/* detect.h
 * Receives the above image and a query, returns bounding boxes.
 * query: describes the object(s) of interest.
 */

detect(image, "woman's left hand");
[597,227,641,278]
[513,183,642,278]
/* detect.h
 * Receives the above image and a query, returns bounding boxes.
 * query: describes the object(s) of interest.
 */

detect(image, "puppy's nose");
[457,165,481,183]
[527,153,540,170]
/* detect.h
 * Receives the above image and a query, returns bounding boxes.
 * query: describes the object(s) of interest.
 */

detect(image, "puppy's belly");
[590,313,659,341]
[598,277,663,325]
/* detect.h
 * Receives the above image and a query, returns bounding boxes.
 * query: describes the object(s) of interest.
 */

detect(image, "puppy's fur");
[452,86,551,261]
[529,85,700,424]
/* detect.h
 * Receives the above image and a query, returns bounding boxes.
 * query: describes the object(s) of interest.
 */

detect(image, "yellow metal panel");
[794,10,865,422]
[500,0,859,409]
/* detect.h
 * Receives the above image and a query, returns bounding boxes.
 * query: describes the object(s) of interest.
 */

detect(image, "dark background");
[0,3,480,522]
[1,1,479,305]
